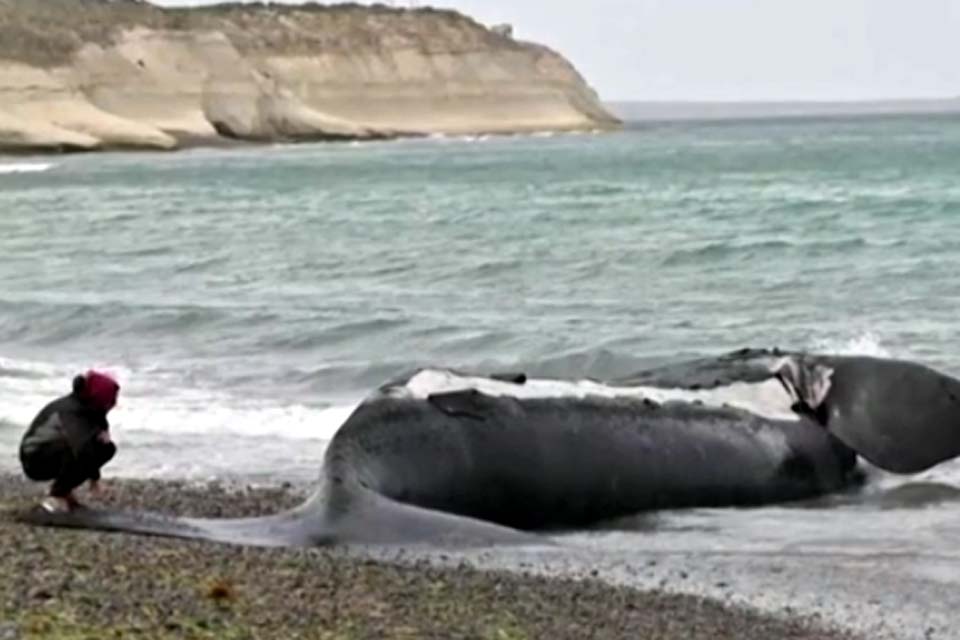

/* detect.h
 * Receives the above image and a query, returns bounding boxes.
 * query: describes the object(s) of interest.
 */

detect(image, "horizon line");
[605,95,960,106]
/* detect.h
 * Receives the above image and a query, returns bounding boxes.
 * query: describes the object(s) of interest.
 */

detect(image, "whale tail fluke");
[14,483,547,549]
[15,502,333,547]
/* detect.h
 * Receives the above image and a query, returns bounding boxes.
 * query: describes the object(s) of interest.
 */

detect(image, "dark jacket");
[19,376,111,465]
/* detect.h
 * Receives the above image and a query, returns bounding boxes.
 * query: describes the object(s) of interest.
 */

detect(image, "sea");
[2,114,960,635]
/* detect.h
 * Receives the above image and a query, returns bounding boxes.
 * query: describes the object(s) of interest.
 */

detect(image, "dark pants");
[20,438,116,497]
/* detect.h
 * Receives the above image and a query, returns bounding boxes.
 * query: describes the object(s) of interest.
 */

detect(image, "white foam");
[109,399,357,441]
[809,331,891,358]
[0,356,65,378]
[398,369,800,421]
[1,390,356,443]
[0,162,54,174]
[0,354,357,443]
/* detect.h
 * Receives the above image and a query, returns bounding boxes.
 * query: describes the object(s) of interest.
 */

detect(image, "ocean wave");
[0,298,285,346]
[661,239,791,266]
[256,317,409,352]
[660,237,872,267]
[287,349,676,395]
[283,336,900,392]
[472,348,666,382]
[0,162,54,174]
[0,333,912,483]
[0,354,355,482]
[0,356,64,379]
[807,331,892,358]
[478,335,895,383]
[548,181,629,197]
[173,254,231,274]
[110,398,356,442]
[0,300,209,345]
[0,354,356,443]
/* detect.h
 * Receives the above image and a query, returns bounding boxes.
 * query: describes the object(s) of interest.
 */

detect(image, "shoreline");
[0,133,259,157]
[0,473,861,639]
[0,125,615,158]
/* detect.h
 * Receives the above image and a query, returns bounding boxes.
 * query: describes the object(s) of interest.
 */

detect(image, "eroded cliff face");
[0,0,619,152]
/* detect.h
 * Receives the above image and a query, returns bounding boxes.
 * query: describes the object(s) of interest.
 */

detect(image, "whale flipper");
[816,356,960,474]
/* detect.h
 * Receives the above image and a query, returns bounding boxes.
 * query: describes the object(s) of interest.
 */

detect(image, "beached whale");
[17,348,960,548]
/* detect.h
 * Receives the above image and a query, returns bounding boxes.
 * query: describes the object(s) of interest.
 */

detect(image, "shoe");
[41,496,72,514]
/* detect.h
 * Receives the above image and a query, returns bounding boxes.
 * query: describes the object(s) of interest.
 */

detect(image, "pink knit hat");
[84,370,120,412]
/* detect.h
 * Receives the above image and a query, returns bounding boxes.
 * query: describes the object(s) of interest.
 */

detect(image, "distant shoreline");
[0,127,606,158]
[607,97,960,123]
[4,97,956,158]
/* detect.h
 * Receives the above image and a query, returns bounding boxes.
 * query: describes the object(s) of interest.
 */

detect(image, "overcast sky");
[154,0,960,102]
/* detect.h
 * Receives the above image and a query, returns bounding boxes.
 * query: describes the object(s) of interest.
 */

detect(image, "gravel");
[0,474,862,639]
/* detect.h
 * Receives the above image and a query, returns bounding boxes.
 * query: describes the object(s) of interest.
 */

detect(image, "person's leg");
[85,439,116,473]
[49,440,115,498]
[49,459,88,500]
[20,441,68,482]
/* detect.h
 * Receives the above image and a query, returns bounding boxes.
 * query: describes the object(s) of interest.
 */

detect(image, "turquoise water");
[2,115,960,484]
[6,115,960,637]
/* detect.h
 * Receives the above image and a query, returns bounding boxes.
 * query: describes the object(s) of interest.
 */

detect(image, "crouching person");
[19,370,120,513]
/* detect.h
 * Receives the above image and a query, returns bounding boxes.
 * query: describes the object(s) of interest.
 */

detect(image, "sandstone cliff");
[0,0,619,153]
